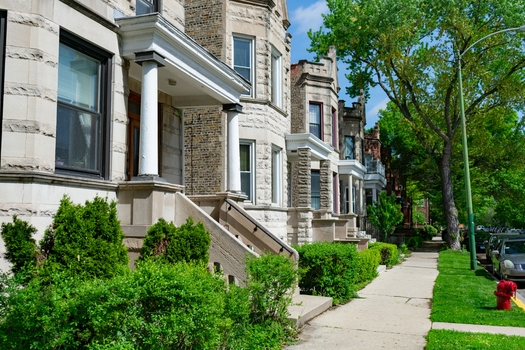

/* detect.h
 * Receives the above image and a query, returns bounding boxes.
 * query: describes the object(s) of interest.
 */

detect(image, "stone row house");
[0,0,385,279]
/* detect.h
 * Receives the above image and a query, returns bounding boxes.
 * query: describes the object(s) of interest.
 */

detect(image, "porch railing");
[224,198,296,257]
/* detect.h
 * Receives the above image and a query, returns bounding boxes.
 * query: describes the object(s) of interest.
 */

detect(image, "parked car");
[484,233,520,262]
[491,237,525,281]
[464,230,490,253]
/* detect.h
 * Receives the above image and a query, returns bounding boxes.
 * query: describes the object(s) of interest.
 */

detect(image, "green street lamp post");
[457,25,525,270]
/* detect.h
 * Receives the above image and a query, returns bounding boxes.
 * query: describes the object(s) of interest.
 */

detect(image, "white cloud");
[290,1,329,35]
[368,97,390,118]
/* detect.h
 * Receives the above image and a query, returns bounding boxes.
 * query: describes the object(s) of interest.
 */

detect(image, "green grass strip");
[431,250,525,326]
[426,329,525,350]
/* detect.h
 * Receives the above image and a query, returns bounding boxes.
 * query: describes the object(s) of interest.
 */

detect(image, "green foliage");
[413,211,426,225]
[355,248,380,287]
[0,261,228,349]
[367,192,404,241]
[405,236,423,249]
[39,196,128,281]
[0,215,38,278]
[295,242,358,304]
[368,242,399,267]
[427,329,525,350]
[246,253,297,324]
[140,217,210,265]
[0,252,297,349]
[233,253,298,349]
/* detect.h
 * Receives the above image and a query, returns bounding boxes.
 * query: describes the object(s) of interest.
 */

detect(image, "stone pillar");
[296,147,311,208]
[223,104,243,193]
[135,51,165,178]
[319,160,332,211]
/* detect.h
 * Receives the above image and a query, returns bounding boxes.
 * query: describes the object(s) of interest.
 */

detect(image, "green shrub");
[0,261,229,349]
[218,254,297,350]
[39,196,128,281]
[368,242,399,266]
[0,255,297,350]
[295,242,358,304]
[406,235,423,249]
[356,248,380,286]
[0,215,38,278]
[140,217,210,265]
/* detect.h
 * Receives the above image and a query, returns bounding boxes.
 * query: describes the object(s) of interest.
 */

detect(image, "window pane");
[240,144,250,171]
[56,104,101,172]
[234,39,251,70]
[345,136,355,159]
[136,0,155,14]
[58,43,100,112]
[309,104,321,139]
[311,171,320,210]
[240,143,252,201]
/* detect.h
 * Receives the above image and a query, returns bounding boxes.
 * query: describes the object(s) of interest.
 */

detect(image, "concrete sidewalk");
[286,239,525,349]
[286,241,441,349]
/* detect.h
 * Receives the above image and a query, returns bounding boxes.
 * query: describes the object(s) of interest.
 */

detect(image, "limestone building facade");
[0,0,385,275]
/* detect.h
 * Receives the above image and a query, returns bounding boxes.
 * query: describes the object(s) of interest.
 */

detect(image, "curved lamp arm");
[460,25,525,58]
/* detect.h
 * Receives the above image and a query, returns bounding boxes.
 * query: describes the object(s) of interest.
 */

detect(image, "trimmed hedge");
[368,242,399,266]
[406,235,423,249]
[295,242,358,304]
[356,248,381,286]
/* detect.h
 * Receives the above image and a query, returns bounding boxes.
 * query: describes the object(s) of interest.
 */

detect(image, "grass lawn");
[426,329,525,350]
[431,249,525,326]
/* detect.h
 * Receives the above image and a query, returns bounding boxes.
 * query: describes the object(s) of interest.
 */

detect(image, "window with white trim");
[345,135,355,160]
[309,103,322,139]
[240,140,255,202]
[271,145,282,204]
[56,31,111,179]
[270,47,282,107]
[233,36,254,96]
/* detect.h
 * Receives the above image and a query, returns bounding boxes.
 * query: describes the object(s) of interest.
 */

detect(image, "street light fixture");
[457,25,525,270]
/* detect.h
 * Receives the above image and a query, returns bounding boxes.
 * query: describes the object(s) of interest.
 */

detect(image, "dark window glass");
[56,33,110,178]
[311,170,320,210]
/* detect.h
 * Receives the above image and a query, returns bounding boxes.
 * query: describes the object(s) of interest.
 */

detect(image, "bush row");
[295,242,388,304]
[0,196,297,349]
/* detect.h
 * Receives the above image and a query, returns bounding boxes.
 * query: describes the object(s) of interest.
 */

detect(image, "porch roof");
[285,133,334,161]
[116,14,250,108]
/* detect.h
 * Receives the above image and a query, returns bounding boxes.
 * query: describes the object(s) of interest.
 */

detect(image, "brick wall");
[184,107,225,195]
[184,0,225,57]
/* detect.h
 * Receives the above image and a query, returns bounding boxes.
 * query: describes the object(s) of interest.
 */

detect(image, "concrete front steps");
[289,294,333,328]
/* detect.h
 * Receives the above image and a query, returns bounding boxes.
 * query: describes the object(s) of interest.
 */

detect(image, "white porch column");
[224,104,243,192]
[135,51,165,178]
[372,187,377,201]
[348,174,353,214]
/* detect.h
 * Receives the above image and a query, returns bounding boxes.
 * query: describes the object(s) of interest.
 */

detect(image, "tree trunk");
[439,140,461,250]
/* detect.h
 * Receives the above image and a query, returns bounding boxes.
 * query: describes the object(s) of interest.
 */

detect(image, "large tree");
[309,0,525,249]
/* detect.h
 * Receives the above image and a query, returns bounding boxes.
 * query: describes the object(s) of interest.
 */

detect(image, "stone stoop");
[288,294,333,328]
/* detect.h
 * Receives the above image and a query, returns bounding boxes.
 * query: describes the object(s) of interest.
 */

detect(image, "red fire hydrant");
[494,279,517,310]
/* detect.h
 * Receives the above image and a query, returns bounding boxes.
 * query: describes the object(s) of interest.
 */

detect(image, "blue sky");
[287,0,388,128]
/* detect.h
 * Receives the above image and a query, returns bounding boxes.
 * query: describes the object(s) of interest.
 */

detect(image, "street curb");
[513,295,525,312]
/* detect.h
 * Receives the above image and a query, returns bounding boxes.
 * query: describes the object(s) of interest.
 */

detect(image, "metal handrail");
[224,198,294,255]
